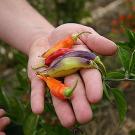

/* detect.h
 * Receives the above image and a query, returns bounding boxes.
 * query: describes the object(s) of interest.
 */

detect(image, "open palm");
[28,23,117,128]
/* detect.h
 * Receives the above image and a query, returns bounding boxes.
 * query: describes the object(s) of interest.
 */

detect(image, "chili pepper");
[41,31,91,58]
[46,51,106,77]
[39,55,106,77]
[45,48,71,66]
[37,74,78,99]
[49,50,96,68]
[39,57,94,77]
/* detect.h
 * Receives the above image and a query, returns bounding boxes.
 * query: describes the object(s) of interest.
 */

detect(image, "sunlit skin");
[0,0,117,128]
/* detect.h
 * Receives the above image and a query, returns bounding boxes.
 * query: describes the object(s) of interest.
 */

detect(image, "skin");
[0,0,117,129]
[29,25,117,127]
[0,109,10,134]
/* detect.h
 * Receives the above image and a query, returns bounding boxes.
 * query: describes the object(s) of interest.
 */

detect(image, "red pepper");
[45,48,70,66]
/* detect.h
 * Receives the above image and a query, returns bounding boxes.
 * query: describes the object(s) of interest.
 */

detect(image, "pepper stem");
[64,79,78,98]
[72,31,91,41]
[32,64,46,70]
[36,74,44,80]
[36,73,48,82]
[93,56,106,76]
[89,60,99,69]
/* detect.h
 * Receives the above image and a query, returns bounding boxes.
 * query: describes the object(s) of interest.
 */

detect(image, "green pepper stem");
[64,79,78,98]
[89,60,99,69]
[36,71,48,77]
[72,31,91,41]
[94,56,106,76]
[32,64,47,70]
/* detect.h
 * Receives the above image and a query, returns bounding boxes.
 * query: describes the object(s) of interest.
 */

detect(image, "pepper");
[49,50,96,68]
[41,31,91,58]
[39,51,106,77]
[39,57,92,77]
[45,48,71,66]
[37,74,78,99]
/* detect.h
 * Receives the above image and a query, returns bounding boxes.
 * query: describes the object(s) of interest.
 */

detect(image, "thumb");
[79,32,117,56]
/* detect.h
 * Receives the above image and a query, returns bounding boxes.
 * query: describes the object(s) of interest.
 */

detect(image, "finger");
[0,132,6,135]
[28,38,50,114]
[49,23,117,55]
[65,74,93,124]
[0,109,5,118]
[79,32,117,55]
[52,96,75,128]
[80,69,103,103]
[0,117,10,131]
[48,23,98,45]
[72,44,103,103]
[31,77,45,114]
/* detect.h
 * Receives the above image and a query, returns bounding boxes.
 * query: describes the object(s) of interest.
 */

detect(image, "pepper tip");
[64,79,78,98]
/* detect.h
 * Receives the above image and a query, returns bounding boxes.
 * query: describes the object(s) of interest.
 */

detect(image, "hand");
[28,23,117,128]
[0,109,10,135]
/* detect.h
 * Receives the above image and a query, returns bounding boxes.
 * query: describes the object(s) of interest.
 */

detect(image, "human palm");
[28,23,117,128]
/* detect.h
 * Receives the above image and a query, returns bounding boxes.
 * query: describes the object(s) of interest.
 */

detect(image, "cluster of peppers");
[35,32,106,100]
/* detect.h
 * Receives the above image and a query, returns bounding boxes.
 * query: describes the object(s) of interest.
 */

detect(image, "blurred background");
[0,0,135,135]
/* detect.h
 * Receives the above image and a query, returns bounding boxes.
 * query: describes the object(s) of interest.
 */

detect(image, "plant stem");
[104,78,135,81]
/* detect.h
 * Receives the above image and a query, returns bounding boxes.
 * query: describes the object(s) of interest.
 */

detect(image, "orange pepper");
[41,31,91,58]
[37,74,77,100]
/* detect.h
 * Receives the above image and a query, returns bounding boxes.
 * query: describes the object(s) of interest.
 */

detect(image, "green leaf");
[106,71,125,79]
[118,46,131,71]
[125,29,135,49]
[16,71,29,92]
[103,82,112,101]
[36,128,47,135]
[14,52,27,68]
[0,80,5,87]
[42,124,71,135]
[130,73,135,78]
[23,113,39,135]
[128,49,135,75]
[117,42,131,50]
[111,88,127,122]
[8,97,25,124]
[0,88,11,111]
[0,88,26,124]
[131,67,135,74]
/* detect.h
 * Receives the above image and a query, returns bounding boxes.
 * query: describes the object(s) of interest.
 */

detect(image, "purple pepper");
[49,50,96,68]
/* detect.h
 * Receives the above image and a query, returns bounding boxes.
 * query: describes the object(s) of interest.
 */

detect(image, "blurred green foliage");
[28,0,91,26]
[0,0,135,135]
